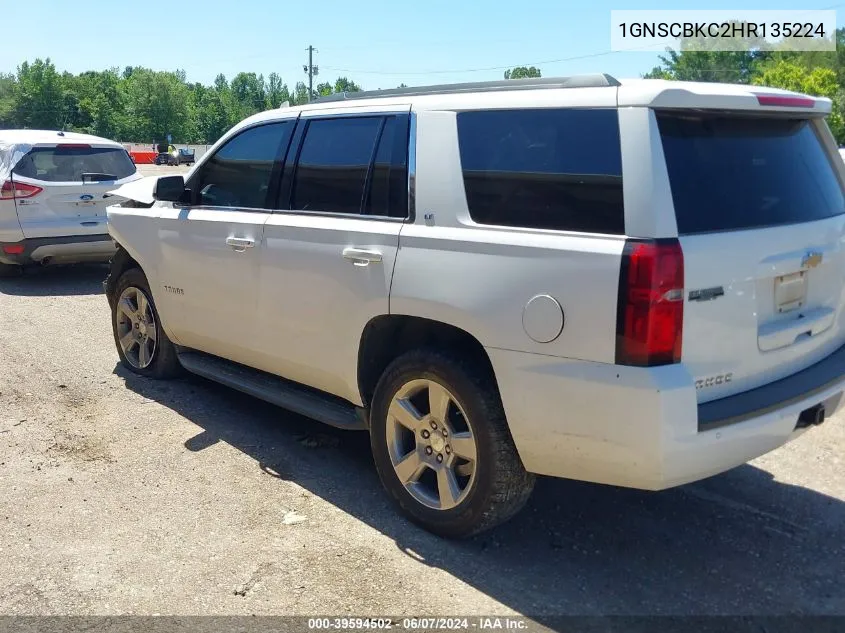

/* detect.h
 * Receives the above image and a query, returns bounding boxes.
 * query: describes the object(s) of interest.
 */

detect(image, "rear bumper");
[488,347,845,490]
[0,234,116,266]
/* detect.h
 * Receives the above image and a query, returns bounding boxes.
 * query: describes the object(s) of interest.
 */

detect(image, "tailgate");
[657,111,845,403]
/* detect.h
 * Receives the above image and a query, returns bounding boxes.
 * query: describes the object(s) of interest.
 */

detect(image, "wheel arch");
[104,243,141,307]
[357,314,498,410]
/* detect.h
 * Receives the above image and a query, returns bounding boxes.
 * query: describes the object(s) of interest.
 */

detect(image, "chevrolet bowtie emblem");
[802,251,823,269]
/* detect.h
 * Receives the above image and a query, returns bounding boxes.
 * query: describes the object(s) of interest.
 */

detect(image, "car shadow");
[117,367,845,619]
[0,263,107,297]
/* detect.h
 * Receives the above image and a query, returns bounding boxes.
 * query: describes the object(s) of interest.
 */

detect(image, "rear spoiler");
[620,81,831,115]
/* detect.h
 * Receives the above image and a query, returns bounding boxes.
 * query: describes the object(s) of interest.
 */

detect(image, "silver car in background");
[0,130,141,277]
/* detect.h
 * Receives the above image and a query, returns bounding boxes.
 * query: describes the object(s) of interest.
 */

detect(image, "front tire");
[370,349,535,538]
[111,268,182,379]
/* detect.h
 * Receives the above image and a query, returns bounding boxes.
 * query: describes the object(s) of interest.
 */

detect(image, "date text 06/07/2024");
[307,617,530,630]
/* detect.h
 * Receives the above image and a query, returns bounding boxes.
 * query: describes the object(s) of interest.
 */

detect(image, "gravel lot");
[136,164,192,178]
[0,267,844,619]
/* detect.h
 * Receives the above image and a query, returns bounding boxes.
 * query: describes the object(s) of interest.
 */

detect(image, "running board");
[176,350,367,431]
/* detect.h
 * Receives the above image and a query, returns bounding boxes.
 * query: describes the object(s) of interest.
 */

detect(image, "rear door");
[655,111,845,402]
[253,107,410,402]
[11,144,139,238]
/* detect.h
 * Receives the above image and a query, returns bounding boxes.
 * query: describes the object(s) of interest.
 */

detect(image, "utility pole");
[303,45,319,102]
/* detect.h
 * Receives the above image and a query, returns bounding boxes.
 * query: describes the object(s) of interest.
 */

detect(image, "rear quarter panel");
[391,109,624,363]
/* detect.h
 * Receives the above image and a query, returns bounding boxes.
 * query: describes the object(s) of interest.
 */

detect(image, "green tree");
[0,73,15,127]
[504,66,541,79]
[642,22,771,83]
[291,81,310,105]
[231,72,267,118]
[1,58,368,142]
[194,89,230,143]
[266,72,290,108]
[315,81,334,97]
[642,49,768,83]
[13,58,65,129]
[334,77,361,93]
[122,69,190,143]
[754,60,844,141]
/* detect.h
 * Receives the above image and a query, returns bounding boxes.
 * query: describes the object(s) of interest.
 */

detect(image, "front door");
[157,119,297,366]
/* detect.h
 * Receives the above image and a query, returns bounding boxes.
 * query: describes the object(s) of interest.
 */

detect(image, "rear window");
[13,146,136,182]
[456,108,625,234]
[657,113,845,234]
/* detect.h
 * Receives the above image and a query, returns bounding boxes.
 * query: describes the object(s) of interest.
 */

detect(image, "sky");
[2,0,844,90]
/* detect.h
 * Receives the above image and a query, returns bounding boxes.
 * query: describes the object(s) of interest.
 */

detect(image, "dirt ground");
[0,264,843,621]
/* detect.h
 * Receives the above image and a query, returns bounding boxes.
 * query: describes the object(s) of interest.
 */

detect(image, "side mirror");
[153,175,187,202]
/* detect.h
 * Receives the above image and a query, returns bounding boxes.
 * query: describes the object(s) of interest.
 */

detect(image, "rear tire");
[370,349,535,538]
[111,268,182,380]
[0,263,23,278]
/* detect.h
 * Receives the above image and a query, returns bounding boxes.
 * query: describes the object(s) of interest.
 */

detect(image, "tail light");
[2,244,24,255]
[56,143,92,149]
[0,180,43,200]
[756,94,815,108]
[615,238,684,367]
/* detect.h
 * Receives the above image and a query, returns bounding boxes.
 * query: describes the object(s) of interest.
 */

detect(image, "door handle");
[343,247,383,267]
[226,237,255,252]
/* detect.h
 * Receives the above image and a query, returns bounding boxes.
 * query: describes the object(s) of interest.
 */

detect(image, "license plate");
[774,271,807,313]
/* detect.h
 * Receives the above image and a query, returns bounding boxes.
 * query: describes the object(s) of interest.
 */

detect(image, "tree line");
[0,59,545,146]
[3,38,844,146]
[0,59,365,145]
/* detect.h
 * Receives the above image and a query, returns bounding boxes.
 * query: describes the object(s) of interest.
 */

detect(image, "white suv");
[0,130,141,276]
[104,75,845,537]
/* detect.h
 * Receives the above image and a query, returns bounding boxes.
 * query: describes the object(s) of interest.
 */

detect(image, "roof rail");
[315,74,621,103]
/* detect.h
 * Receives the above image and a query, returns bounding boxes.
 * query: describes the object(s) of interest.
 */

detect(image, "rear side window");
[658,113,845,234]
[13,146,136,182]
[363,116,409,218]
[196,121,294,209]
[456,109,624,234]
[292,117,382,214]
[290,115,408,217]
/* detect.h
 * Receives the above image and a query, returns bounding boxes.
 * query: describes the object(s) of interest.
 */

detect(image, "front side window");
[195,121,294,209]
[456,108,624,234]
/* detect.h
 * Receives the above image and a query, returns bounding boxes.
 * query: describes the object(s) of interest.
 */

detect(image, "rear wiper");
[82,173,117,183]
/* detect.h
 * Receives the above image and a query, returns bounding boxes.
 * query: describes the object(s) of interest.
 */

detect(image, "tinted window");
[456,109,624,234]
[13,146,136,182]
[196,122,293,208]
[292,117,382,214]
[364,116,409,217]
[658,113,845,234]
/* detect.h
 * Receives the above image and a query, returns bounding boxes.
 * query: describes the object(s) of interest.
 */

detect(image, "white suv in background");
[0,130,141,276]
[104,75,845,537]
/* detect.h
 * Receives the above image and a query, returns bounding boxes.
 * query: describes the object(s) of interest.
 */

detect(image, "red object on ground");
[129,151,157,164]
